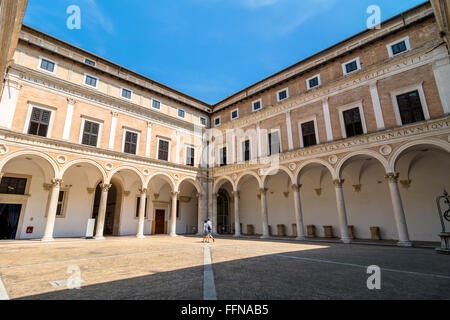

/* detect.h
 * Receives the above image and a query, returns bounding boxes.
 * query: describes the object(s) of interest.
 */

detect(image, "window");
[277,88,289,102]
[307,75,321,90]
[0,177,27,195]
[84,74,98,88]
[56,190,68,217]
[124,130,138,155]
[158,138,170,161]
[85,59,96,67]
[301,121,317,148]
[28,107,51,137]
[39,58,55,73]
[121,88,132,100]
[231,109,239,120]
[220,147,227,167]
[252,99,262,112]
[342,107,364,138]
[152,99,161,110]
[178,109,186,119]
[387,37,411,57]
[135,197,148,218]
[242,140,251,162]
[200,116,207,126]
[396,91,425,125]
[214,117,221,127]
[186,146,195,166]
[81,120,100,147]
[342,58,361,75]
[268,131,281,156]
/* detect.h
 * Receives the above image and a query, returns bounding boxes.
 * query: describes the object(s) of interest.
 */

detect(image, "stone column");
[212,193,218,235]
[257,122,262,159]
[196,193,207,236]
[42,179,63,242]
[0,172,4,183]
[386,173,412,246]
[145,122,153,157]
[369,81,385,130]
[292,184,306,240]
[333,179,351,244]
[108,112,118,150]
[233,191,241,237]
[95,183,112,240]
[176,132,181,164]
[170,191,179,237]
[286,111,294,151]
[62,98,76,140]
[136,188,147,239]
[260,188,270,239]
[322,98,334,142]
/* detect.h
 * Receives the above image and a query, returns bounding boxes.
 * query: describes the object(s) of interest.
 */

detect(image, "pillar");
[0,80,21,129]
[257,122,262,159]
[233,191,241,237]
[170,191,179,237]
[286,111,294,151]
[260,188,270,239]
[212,193,218,235]
[0,172,3,183]
[196,193,207,236]
[145,122,153,157]
[322,97,334,142]
[333,179,351,244]
[62,98,76,140]
[94,183,112,240]
[386,173,412,246]
[42,179,63,242]
[292,184,306,240]
[369,81,385,130]
[136,188,147,239]
[108,112,118,150]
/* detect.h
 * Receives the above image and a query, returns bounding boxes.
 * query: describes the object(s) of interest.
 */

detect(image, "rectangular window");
[56,190,67,217]
[214,117,221,126]
[301,121,317,148]
[252,99,262,112]
[220,147,227,167]
[268,131,281,156]
[124,131,138,155]
[186,146,195,166]
[391,41,407,55]
[345,61,358,74]
[158,139,170,161]
[135,197,148,218]
[85,59,96,67]
[343,107,364,138]
[81,120,100,147]
[277,89,289,102]
[200,116,207,126]
[40,58,55,73]
[28,107,51,137]
[178,109,186,119]
[307,75,320,90]
[85,74,98,87]
[396,90,425,125]
[231,109,239,120]
[122,88,132,99]
[0,177,27,195]
[242,140,251,162]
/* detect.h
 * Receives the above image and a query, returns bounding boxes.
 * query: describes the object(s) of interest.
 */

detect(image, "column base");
[233,233,241,238]
[260,235,270,239]
[94,236,105,241]
[41,237,54,242]
[341,238,352,244]
[397,241,413,247]
[136,235,146,239]
[170,234,178,238]
[296,236,306,241]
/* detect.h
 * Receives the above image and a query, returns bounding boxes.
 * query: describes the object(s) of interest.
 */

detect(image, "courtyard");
[0,235,448,300]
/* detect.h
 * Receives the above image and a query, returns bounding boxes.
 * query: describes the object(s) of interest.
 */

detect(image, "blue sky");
[24,0,426,104]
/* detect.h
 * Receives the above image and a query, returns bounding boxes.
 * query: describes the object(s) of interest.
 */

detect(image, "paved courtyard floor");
[0,235,449,300]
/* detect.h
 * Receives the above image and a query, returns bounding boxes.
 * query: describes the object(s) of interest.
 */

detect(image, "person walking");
[202,220,209,243]
[207,218,215,243]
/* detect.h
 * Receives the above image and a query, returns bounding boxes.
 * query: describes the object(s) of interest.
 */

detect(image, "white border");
[122,127,141,155]
[337,101,367,139]
[38,56,57,75]
[214,116,221,127]
[78,116,103,148]
[387,36,411,58]
[267,128,282,156]
[277,88,289,102]
[230,108,239,120]
[85,58,96,67]
[390,82,430,126]
[239,137,253,162]
[121,87,133,100]
[199,116,208,127]
[342,57,361,76]
[156,136,171,162]
[23,102,56,138]
[252,98,262,112]
[184,144,196,166]
[306,74,321,90]
[298,115,320,148]
[177,108,186,119]
[83,73,99,89]
[151,98,161,110]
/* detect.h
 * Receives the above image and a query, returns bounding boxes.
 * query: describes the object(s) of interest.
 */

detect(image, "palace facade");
[0,1,449,245]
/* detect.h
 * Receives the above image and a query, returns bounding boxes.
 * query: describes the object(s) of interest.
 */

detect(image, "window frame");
[38,56,57,74]
[83,73,99,89]
[252,98,263,112]
[239,137,253,163]
[337,101,367,139]
[78,116,103,148]
[185,145,196,167]
[298,116,320,148]
[55,188,69,219]
[230,108,239,121]
[277,88,289,102]
[219,146,228,167]
[122,128,140,155]
[387,36,411,58]
[267,128,282,156]
[199,116,208,127]
[306,74,321,90]
[156,137,171,162]
[84,59,96,67]
[177,108,186,119]
[390,83,430,126]
[135,195,148,219]
[121,87,133,100]
[23,103,56,138]
[151,98,162,110]
[214,116,221,127]
[342,57,361,76]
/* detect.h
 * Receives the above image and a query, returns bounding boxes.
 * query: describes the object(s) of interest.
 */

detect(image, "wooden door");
[155,210,165,234]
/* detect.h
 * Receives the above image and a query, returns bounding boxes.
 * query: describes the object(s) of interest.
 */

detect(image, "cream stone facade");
[0,1,449,245]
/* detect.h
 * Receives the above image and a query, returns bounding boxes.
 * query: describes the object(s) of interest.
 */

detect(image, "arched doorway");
[217,190,230,234]
[92,182,121,236]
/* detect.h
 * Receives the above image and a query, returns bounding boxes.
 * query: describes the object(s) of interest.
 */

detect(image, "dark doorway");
[0,204,22,240]
[217,191,231,234]
[92,183,118,236]
[155,210,165,234]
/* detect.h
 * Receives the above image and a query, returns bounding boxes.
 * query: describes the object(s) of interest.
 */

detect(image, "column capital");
[196,193,204,200]
[139,188,148,195]
[67,98,77,105]
[291,184,302,192]
[100,183,112,192]
[385,173,400,183]
[111,111,119,118]
[171,191,179,197]
[51,179,64,187]
[333,179,345,187]
[147,122,153,128]
[259,188,268,195]
[87,187,96,195]
[232,191,240,197]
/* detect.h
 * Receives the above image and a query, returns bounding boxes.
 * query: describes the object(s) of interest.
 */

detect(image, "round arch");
[145,172,176,191]
[177,176,202,194]
[262,165,295,188]
[294,159,337,182]
[107,166,145,187]
[336,149,392,178]
[60,158,107,182]
[389,138,450,170]
[213,176,235,194]
[0,150,59,178]
[236,171,263,191]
